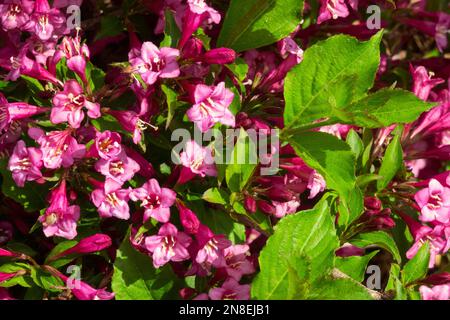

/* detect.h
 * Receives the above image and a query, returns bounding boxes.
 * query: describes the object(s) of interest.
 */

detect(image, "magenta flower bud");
[0,248,17,257]
[57,234,112,258]
[182,38,204,60]
[54,271,115,300]
[364,196,382,211]
[176,202,200,234]
[201,48,236,65]
[0,270,25,283]
[335,243,364,257]
[423,272,450,285]
[244,196,257,214]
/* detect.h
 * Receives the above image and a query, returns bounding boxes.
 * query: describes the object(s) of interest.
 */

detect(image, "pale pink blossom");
[29,127,86,169]
[420,284,450,300]
[144,223,192,268]
[209,278,250,300]
[129,179,176,223]
[91,180,131,220]
[129,41,180,85]
[186,82,235,132]
[38,180,80,239]
[95,151,140,188]
[51,80,101,128]
[7,140,43,187]
[415,179,450,224]
[179,140,216,184]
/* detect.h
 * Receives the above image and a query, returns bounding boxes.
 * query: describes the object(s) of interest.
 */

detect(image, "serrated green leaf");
[337,89,435,128]
[377,126,403,191]
[402,242,430,285]
[308,277,374,300]
[251,201,339,299]
[350,231,401,263]
[217,0,303,52]
[111,236,182,300]
[284,31,383,131]
[202,188,229,205]
[336,251,379,282]
[288,131,363,226]
[225,129,258,192]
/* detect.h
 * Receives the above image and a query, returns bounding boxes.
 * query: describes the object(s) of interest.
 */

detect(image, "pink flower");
[130,179,176,223]
[108,110,151,144]
[335,243,364,257]
[91,180,131,220]
[272,199,300,218]
[55,271,114,300]
[178,140,216,184]
[176,201,200,234]
[307,171,326,199]
[415,179,450,224]
[50,234,112,261]
[317,0,358,24]
[0,248,17,257]
[51,80,101,128]
[52,36,90,83]
[209,278,250,300]
[420,284,450,300]
[94,130,122,160]
[7,140,43,187]
[201,48,236,65]
[186,82,235,132]
[406,225,447,268]
[179,0,221,48]
[129,41,180,85]
[95,151,140,187]
[38,180,80,239]
[0,93,47,132]
[0,271,23,283]
[411,66,445,101]
[223,245,255,281]
[144,223,192,268]
[195,225,231,268]
[0,0,34,30]
[29,127,86,169]
[24,0,66,41]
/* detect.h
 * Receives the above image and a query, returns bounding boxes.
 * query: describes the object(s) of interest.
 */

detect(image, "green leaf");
[288,131,363,226]
[308,278,373,300]
[111,236,182,300]
[350,231,401,263]
[377,126,403,191]
[226,57,249,82]
[385,263,407,300]
[45,240,78,268]
[225,129,258,192]
[161,84,179,130]
[356,174,383,189]
[336,251,379,282]
[30,268,64,292]
[160,9,181,47]
[202,188,229,205]
[346,129,364,158]
[402,242,430,285]
[217,0,303,52]
[337,89,435,128]
[251,201,339,299]
[283,31,383,131]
